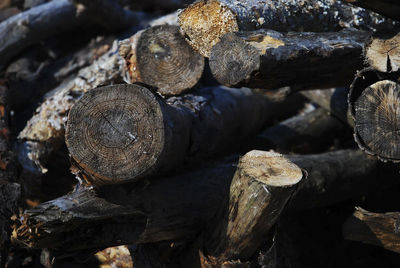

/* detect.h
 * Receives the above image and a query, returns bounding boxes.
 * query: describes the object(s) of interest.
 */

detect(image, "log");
[0,0,87,69]
[15,149,389,251]
[118,24,204,95]
[209,29,368,90]
[178,0,395,57]
[364,32,400,73]
[300,88,354,126]
[345,0,400,22]
[65,84,278,185]
[254,107,346,154]
[343,207,400,254]
[200,151,303,267]
[348,68,400,162]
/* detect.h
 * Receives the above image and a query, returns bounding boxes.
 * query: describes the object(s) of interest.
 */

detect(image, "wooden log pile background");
[1,0,400,267]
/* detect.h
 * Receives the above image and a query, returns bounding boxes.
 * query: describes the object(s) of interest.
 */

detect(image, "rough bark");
[343,207,400,254]
[300,88,354,126]
[178,0,395,57]
[14,149,388,251]
[254,107,346,153]
[0,0,88,69]
[118,24,204,96]
[364,31,400,73]
[209,29,368,90]
[348,68,400,162]
[200,151,303,267]
[65,84,280,185]
[345,0,400,22]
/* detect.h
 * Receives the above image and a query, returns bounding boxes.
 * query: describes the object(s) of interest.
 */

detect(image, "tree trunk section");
[178,0,395,57]
[209,29,368,90]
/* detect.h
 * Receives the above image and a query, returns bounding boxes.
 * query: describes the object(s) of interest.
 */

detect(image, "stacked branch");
[209,29,369,90]
[178,0,395,57]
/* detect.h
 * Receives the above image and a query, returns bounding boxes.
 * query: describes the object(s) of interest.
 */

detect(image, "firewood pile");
[1,0,400,267]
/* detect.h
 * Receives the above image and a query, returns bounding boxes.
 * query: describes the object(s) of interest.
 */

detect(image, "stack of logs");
[1,0,400,267]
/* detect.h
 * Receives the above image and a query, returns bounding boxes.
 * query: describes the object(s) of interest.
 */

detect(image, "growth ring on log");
[353,80,400,162]
[136,25,204,95]
[65,84,165,184]
[365,33,400,73]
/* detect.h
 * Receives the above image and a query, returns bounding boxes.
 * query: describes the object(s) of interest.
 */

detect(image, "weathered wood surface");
[345,0,400,22]
[255,107,345,153]
[65,84,280,185]
[343,207,400,254]
[15,149,389,251]
[348,68,400,162]
[301,88,354,126]
[209,29,368,90]
[0,0,87,70]
[201,151,303,267]
[178,0,395,57]
[364,32,400,73]
[119,24,204,96]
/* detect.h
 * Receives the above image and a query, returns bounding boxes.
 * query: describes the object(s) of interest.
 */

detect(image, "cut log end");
[136,25,204,95]
[354,80,400,162]
[365,33,400,73]
[178,0,238,57]
[209,32,259,87]
[65,84,166,184]
[241,150,303,187]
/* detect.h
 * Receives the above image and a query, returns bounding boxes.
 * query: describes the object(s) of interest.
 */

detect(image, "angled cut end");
[65,84,166,185]
[240,150,303,187]
[178,0,238,57]
[366,33,400,73]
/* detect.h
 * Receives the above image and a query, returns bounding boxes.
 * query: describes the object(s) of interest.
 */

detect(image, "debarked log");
[15,149,392,251]
[118,24,204,96]
[209,29,368,90]
[343,207,400,254]
[348,68,400,162]
[65,84,280,185]
[178,0,395,57]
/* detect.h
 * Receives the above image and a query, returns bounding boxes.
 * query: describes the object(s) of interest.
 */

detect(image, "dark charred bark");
[178,0,395,57]
[345,0,400,22]
[209,29,368,90]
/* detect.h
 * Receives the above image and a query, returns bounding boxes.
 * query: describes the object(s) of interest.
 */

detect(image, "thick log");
[345,0,400,22]
[178,0,395,57]
[15,149,390,251]
[65,84,278,185]
[343,207,400,254]
[0,0,87,69]
[300,88,354,126]
[200,151,303,267]
[254,107,346,153]
[364,32,400,73]
[209,29,368,90]
[348,68,400,162]
[118,24,204,95]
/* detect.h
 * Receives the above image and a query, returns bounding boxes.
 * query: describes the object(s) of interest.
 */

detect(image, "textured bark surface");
[209,29,368,90]
[365,32,400,73]
[201,151,303,267]
[66,84,281,185]
[301,88,354,126]
[15,149,387,251]
[345,0,400,22]
[0,0,87,69]
[343,207,400,254]
[255,107,345,153]
[178,0,395,57]
[119,25,204,96]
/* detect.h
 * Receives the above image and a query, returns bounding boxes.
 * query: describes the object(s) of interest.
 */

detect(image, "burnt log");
[15,149,390,251]
[345,0,400,22]
[343,207,400,254]
[178,0,395,57]
[65,84,281,185]
[209,29,368,90]
[118,24,204,96]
